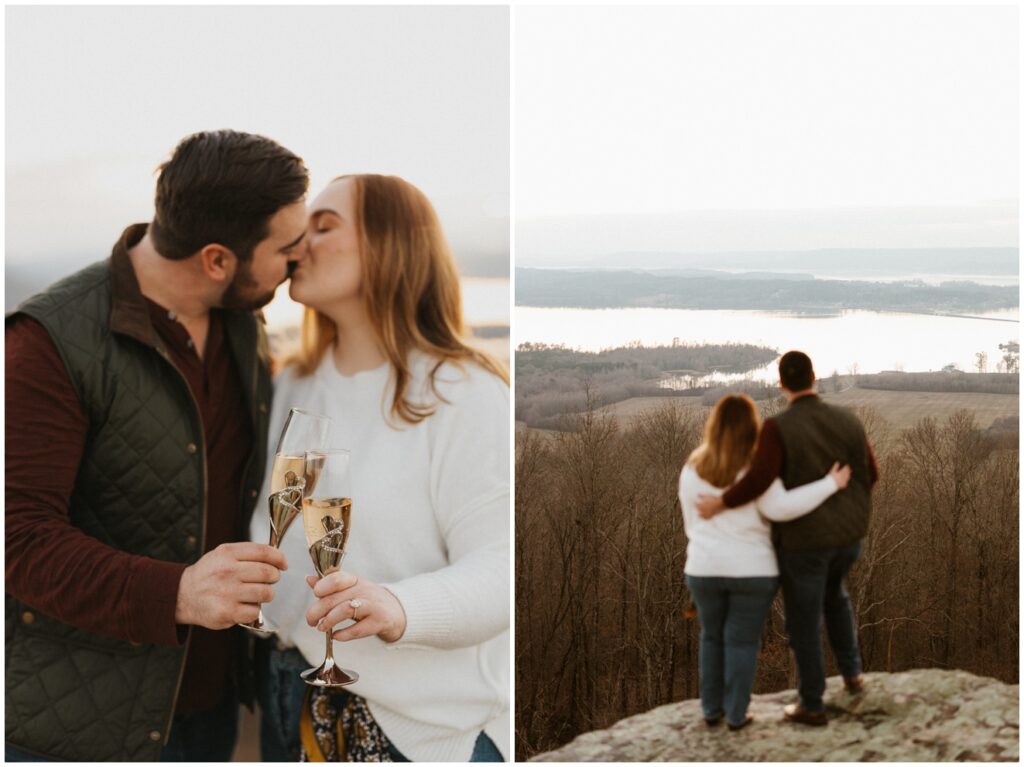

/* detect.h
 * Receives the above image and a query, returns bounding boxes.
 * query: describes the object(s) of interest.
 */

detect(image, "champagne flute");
[300,448,358,687]
[241,408,332,634]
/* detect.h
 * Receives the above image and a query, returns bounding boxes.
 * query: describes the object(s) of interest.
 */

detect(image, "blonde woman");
[252,175,509,762]
[678,394,849,731]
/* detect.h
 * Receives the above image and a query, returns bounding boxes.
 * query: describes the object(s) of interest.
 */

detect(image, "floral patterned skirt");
[299,686,397,762]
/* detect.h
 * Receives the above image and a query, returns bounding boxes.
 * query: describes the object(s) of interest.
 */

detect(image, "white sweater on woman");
[678,463,840,577]
[252,352,510,762]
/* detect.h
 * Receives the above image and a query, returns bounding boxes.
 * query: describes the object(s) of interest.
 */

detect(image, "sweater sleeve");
[756,475,840,522]
[383,365,510,650]
[5,316,186,646]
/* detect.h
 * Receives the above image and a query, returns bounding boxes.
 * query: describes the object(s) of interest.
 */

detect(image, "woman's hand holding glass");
[305,571,407,644]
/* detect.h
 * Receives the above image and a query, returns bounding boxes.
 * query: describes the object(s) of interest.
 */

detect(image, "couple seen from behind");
[678,351,878,731]
[5,130,509,762]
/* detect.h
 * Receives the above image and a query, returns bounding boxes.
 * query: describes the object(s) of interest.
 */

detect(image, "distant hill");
[516,267,1018,314]
[583,247,1019,277]
[6,251,509,311]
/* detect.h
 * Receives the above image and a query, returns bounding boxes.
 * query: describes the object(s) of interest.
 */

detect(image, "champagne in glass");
[269,409,331,493]
[241,408,331,634]
[304,497,353,582]
[300,449,359,687]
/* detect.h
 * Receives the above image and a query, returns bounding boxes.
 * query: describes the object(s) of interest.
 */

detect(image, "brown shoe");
[844,674,865,694]
[783,703,828,726]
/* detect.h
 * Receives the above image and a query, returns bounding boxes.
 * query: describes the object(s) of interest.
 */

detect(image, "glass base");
[301,662,359,687]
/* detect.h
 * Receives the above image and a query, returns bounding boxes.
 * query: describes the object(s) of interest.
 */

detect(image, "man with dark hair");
[778,349,815,393]
[696,350,879,726]
[5,130,309,761]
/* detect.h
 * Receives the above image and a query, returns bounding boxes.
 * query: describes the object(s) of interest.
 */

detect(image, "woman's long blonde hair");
[689,394,761,488]
[288,174,508,424]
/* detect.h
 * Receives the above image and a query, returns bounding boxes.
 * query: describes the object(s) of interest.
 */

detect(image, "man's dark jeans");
[4,744,48,762]
[159,689,239,761]
[777,540,863,713]
[257,640,309,762]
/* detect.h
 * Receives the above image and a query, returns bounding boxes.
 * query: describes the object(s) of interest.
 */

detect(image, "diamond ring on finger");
[349,598,363,621]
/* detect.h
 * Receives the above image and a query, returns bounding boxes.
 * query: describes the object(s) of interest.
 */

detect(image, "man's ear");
[198,244,237,284]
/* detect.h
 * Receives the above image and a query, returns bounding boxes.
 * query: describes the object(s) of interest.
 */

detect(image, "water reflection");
[516,307,1018,383]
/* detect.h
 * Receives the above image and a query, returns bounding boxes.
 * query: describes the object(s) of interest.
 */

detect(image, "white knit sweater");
[678,464,840,577]
[252,352,510,762]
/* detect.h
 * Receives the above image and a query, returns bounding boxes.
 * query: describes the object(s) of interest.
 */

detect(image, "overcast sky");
[6,6,509,274]
[516,5,1018,257]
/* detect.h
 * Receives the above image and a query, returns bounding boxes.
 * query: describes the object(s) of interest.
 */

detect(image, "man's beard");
[220,260,278,311]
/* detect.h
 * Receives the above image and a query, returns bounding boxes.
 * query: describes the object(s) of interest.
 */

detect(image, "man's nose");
[286,241,308,275]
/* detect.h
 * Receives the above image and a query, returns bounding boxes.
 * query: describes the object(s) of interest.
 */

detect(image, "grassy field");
[819,387,1018,431]
[586,387,1018,432]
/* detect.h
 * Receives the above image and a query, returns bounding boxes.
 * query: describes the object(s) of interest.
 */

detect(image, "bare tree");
[515,400,1018,760]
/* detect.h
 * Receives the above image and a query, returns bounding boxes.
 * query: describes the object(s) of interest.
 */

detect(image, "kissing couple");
[678,351,878,730]
[6,130,509,762]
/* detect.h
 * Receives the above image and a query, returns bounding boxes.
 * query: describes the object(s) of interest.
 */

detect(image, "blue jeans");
[686,575,778,727]
[4,744,48,762]
[256,641,503,762]
[257,642,310,762]
[777,541,863,712]
[5,695,238,762]
[160,689,239,761]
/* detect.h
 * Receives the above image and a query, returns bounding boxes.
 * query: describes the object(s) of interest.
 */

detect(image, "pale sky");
[6,6,509,273]
[516,5,1018,236]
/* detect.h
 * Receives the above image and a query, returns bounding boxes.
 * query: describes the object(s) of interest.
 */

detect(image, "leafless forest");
[514,397,1019,760]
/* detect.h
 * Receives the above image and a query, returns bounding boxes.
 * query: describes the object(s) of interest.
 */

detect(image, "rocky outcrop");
[531,670,1018,762]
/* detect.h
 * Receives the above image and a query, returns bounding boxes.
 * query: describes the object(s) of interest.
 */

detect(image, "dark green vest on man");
[771,395,872,551]
[4,229,272,761]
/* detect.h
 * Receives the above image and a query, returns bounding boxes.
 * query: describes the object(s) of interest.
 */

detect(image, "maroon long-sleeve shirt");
[6,299,253,712]
[722,416,880,508]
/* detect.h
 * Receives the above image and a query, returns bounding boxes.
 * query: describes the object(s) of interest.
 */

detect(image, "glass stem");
[254,533,277,620]
[324,628,335,664]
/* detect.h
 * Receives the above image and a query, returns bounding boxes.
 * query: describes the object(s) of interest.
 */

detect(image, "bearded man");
[6,130,309,761]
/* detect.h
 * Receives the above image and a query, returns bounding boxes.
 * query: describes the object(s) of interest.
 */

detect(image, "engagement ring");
[349,599,363,620]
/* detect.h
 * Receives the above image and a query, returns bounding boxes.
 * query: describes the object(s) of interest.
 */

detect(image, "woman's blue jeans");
[686,575,778,727]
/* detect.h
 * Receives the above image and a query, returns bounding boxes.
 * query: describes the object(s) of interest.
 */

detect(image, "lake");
[515,306,1019,383]
[265,277,510,330]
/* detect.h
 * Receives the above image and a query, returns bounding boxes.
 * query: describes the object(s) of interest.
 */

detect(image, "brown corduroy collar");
[108,223,164,350]
[108,222,266,353]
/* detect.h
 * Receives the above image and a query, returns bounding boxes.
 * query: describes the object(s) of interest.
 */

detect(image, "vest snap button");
[21,611,34,625]
[250,489,258,499]
[186,535,197,547]
[149,730,162,742]
[187,443,198,455]
[260,403,268,414]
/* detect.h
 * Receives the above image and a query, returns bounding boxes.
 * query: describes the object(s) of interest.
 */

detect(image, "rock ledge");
[531,669,1018,762]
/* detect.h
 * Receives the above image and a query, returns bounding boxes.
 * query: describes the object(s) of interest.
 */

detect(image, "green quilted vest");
[771,395,872,552]
[5,228,272,761]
